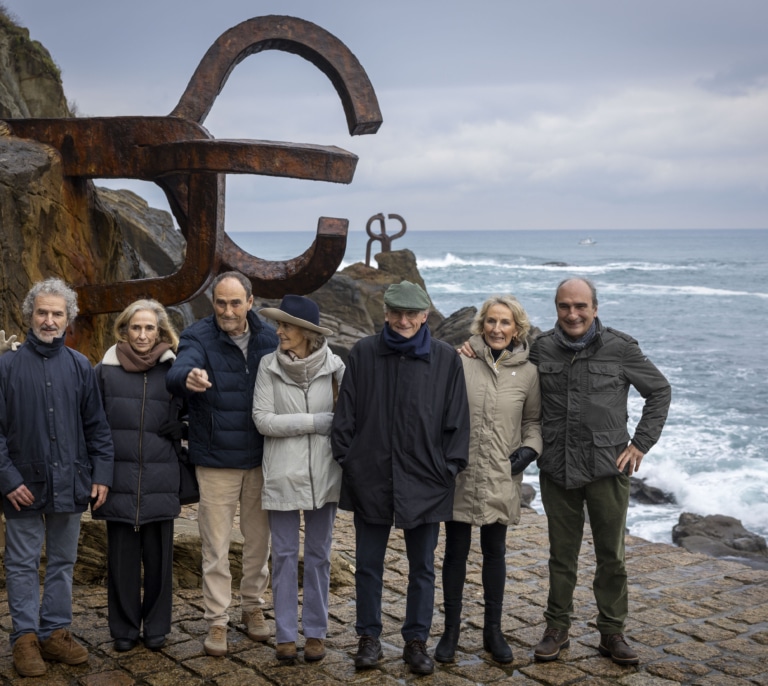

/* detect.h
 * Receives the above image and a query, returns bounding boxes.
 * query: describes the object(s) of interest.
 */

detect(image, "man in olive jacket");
[530,277,671,666]
[332,280,469,676]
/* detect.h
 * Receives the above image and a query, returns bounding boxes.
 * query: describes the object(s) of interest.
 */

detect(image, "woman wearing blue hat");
[252,295,345,664]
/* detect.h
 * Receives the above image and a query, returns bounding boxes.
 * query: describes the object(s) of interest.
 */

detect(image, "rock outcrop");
[0,12,209,360]
[630,477,676,505]
[0,12,69,119]
[672,512,768,570]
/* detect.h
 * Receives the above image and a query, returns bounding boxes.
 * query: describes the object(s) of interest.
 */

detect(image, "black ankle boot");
[483,625,513,663]
[434,624,460,663]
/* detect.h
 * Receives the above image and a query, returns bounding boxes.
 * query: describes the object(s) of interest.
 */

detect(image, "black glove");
[158,419,186,441]
[509,446,538,476]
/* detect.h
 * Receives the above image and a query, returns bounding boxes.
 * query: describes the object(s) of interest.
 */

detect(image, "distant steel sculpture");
[364,212,407,267]
[1,15,382,314]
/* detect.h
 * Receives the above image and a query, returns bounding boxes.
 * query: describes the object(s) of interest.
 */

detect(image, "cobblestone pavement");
[0,507,766,685]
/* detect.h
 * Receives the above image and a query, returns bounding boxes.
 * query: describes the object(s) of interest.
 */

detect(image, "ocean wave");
[601,283,768,299]
[416,255,701,273]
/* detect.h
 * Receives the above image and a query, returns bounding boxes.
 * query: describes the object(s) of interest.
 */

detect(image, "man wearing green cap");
[332,280,470,675]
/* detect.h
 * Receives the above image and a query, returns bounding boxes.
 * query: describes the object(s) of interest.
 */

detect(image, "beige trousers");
[196,466,270,626]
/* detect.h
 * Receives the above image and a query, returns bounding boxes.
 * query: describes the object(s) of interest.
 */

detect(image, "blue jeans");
[354,513,439,642]
[269,503,337,643]
[4,512,82,644]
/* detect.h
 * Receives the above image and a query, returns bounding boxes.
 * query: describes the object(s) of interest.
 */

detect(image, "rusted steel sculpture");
[364,212,407,267]
[1,15,382,314]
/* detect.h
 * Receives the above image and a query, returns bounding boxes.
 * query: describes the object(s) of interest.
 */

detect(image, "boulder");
[521,482,536,509]
[629,477,676,505]
[672,512,768,570]
[433,306,476,349]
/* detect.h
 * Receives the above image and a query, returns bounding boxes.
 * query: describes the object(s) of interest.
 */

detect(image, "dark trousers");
[106,519,174,640]
[442,521,507,625]
[354,513,439,642]
[540,472,630,634]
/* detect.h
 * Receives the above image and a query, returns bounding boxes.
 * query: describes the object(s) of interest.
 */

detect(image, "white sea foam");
[601,282,768,299]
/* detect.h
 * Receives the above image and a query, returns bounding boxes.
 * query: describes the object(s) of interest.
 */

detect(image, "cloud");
[4,0,768,230]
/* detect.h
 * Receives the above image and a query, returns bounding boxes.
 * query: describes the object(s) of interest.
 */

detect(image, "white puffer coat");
[453,334,542,526]
[252,341,345,511]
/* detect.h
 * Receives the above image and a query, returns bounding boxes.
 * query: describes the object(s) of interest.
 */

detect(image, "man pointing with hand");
[167,271,278,657]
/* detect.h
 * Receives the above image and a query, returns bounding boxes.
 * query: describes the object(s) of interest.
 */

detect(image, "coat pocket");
[15,462,49,511]
[73,459,93,505]
[588,362,622,393]
[591,428,630,477]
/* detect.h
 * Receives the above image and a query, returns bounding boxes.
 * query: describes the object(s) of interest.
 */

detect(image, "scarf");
[553,318,599,352]
[275,341,328,389]
[26,329,66,358]
[382,323,431,360]
[116,340,172,372]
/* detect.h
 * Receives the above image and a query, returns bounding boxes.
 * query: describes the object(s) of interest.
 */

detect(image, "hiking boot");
[598,633,639,665]
[203,625,228,656]
[39,628,88,665]
[304,637,326,662]
[241,607,270,642]
[276,641,298,661]
[13,634,46,677]
[403,638,434,675]
[354,634,382,669]
[534,627,570,662]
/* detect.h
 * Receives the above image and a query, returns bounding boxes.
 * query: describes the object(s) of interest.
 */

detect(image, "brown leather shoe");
[13,634,46,677]
[39,628,88,665]
[242,607,270,642]
[598,633,639,665]
[533,627,570,662]
[304,637,326,662]
[276,641,298,661]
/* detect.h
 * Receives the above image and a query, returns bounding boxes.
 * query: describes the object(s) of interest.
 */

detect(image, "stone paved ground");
[0,507,766,685]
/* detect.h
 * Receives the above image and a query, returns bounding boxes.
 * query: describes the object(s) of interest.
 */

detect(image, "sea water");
[233,228,768,545]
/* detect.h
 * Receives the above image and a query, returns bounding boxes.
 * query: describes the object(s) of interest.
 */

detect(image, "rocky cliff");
[0,11,209,360]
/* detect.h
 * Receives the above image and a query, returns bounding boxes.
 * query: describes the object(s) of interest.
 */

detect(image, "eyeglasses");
[386,309,424,321]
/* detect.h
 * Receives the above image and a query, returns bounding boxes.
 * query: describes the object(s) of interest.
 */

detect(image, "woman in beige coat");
[436,295,542,664]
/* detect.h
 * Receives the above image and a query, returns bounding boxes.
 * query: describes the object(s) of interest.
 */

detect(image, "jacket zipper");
[305,388,316,509]
[135,373,147,531]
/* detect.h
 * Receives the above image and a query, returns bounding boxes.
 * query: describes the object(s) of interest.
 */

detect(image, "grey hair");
[22,278,79,325]
[556,277,598,307]
[470,294,531,342]
[212,271,252,299]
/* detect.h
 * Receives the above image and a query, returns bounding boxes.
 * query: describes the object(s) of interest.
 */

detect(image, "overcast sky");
[4,0,767,232]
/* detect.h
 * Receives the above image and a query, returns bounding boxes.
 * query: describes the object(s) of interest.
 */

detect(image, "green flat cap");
[383,280,431,310]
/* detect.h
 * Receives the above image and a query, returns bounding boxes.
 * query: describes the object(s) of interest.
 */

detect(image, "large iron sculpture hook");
[1,15,382,312]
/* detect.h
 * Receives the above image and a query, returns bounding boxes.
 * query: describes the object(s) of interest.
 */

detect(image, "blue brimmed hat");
[259,295,333,336]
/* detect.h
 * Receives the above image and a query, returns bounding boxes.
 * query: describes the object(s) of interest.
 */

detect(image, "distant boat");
[578,237,597,245]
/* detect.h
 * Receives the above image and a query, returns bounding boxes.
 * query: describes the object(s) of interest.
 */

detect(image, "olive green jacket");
[530,319,671,490]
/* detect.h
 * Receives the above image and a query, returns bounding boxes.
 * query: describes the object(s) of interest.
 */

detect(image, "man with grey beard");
[0,278,114,678]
